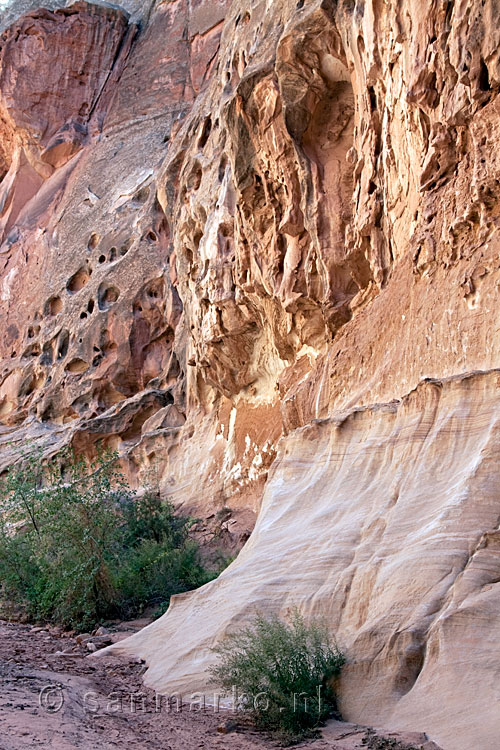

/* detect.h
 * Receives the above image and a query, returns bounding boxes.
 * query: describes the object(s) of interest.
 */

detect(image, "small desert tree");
[0,447,216,629]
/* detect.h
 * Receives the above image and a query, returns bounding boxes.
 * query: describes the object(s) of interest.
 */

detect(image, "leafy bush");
[0,448,216,630]
[209,610,345,744]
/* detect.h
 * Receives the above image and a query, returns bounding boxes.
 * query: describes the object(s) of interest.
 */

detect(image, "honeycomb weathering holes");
[98,284,120,311]
[66,358,89,374]
[67,267,91,293]
[45,296,63,316]
[88,233,99,251]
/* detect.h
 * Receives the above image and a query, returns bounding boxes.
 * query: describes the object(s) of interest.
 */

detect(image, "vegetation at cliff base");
[209,610,345,744]
[0,448,215,631]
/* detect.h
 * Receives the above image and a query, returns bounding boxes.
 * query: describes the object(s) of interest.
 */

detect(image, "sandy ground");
[0,620,441,750]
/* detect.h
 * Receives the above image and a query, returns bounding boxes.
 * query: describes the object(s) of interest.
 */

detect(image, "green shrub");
[121,490,190,548]
[113,537,214,618]
[209,610,345,744]
[0,447,217,630]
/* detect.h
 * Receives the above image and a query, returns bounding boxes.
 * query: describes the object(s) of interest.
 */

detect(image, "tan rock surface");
[0,0,499,748]
[105,369,500,750]
[0,621,444,749]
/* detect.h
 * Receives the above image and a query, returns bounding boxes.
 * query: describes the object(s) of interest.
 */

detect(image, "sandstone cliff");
[0,1,499,748]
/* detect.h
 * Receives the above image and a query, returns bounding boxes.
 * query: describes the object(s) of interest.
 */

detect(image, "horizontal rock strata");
[106,369,500,750]
[0,0,499,747]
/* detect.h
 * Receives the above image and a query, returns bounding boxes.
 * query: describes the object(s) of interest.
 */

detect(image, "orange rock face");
[0,3,131,240]
[1,1,499,748]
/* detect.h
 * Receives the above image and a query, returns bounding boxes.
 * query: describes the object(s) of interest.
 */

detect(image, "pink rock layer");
[0,1,499,748]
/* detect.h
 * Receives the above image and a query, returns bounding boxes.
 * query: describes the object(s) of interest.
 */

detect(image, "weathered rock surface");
[0,620,443,750]
[105,370,500,750]
[0,0,499,748]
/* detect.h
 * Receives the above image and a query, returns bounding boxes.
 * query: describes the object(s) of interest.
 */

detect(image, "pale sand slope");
[103,369,500,750]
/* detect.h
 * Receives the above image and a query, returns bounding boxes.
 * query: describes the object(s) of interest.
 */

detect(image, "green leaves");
[210,610,345,744]
[0,447,216,630]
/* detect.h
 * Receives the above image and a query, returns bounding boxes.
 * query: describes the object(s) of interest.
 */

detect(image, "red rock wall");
[3,0,498,522]
[0,1,499,746]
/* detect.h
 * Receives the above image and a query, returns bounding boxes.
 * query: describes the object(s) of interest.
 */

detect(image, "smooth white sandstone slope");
[104,369,500,750]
